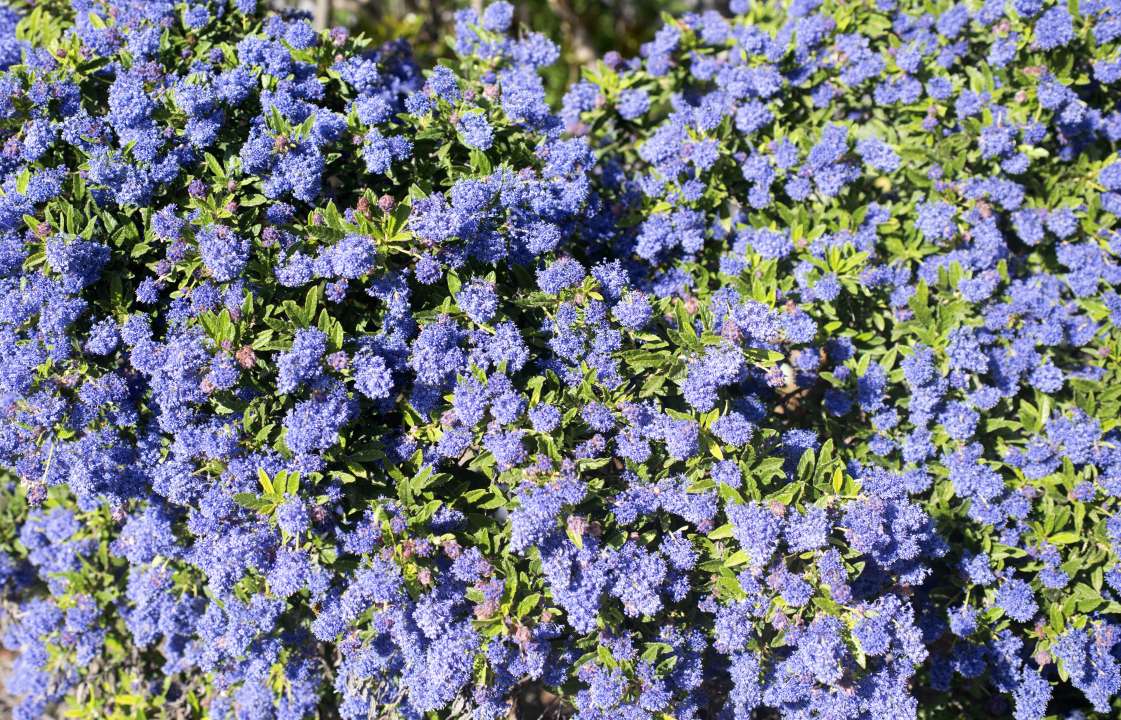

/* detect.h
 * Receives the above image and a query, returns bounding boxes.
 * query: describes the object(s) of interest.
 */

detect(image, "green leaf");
[233,493,273,512]
[303,286,319,325]
[795,448,816,484]
[566,524,584,549]
[724,549,749,568]
[257,468,274,495]
[1047,531,1081,545]
[908,281,932,326]
[204,153,225,179]
[596,644,617,668]
[708,523,736,540]
[470,147,492,175]
[516,593,541,618]
[766,481,800,505]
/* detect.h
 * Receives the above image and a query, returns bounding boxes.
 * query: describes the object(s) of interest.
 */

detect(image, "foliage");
[323,0,695,107]
[0,0,1119,719]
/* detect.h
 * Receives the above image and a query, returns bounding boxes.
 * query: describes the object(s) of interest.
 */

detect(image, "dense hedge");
[0,0,1120,718]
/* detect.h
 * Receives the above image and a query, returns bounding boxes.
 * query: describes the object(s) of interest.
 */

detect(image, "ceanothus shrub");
[0,0,1120,718]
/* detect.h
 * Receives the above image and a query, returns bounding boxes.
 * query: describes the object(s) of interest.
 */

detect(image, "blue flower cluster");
[0,0,1119,719]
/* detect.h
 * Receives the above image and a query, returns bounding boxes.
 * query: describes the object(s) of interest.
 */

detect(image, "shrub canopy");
[1,0,1121,719]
